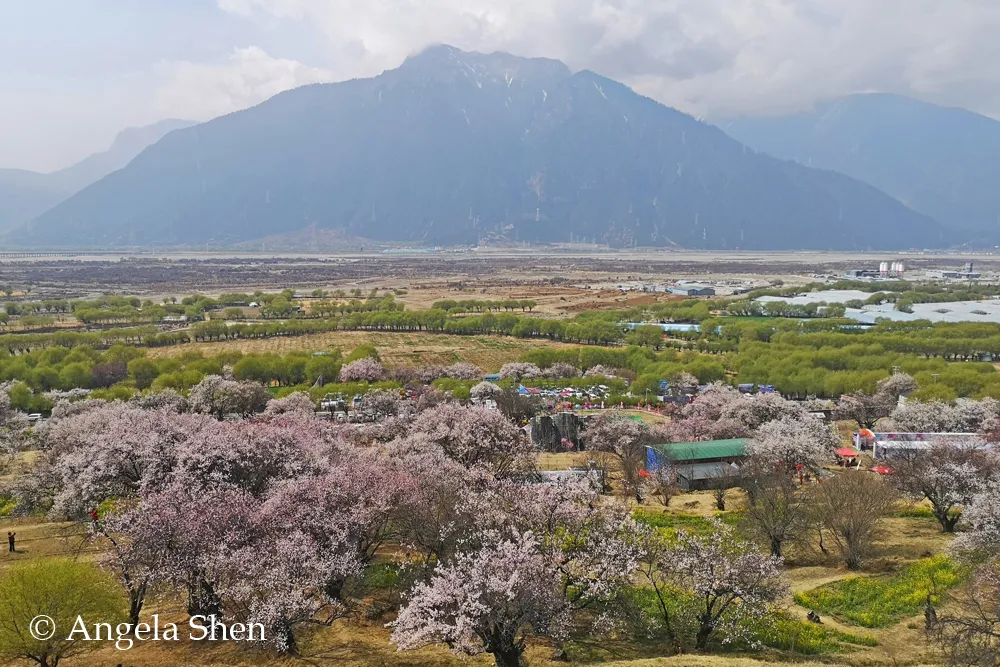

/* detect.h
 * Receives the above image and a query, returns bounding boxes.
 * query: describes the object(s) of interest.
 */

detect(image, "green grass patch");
[633,510,741,538]
[360,562,401,592]
[794,556,967,628]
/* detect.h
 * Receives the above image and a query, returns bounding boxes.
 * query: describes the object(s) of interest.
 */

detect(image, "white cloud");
[154,46,334,120]
[215,0,1000,118]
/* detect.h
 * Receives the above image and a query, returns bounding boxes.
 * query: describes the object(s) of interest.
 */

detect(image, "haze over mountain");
[722,94,1000,243]
[0,119,195,233]
[15,47,943,251]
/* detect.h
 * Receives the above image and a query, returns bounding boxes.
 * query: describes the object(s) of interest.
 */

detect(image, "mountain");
[15,47,942,250]
[721,94,1000,242]
[0,119,196,233]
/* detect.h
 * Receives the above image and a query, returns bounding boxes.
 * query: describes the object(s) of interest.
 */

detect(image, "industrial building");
[668,284,716,297]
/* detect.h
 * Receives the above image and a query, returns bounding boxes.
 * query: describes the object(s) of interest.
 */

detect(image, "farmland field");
[146,331,578,370]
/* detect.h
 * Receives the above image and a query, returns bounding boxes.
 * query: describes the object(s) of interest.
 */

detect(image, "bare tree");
[740,473,812,558]
[494,387,540,424]
[710,463,741,511]
[809,471,898,570]
[931,559,1000,666]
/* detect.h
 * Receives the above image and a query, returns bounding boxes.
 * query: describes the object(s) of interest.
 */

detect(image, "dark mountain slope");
[722,94,1000,241]
[0,119,194,233]
[18,47,941,250]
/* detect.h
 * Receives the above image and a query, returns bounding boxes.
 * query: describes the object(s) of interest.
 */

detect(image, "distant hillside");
[16,48,942,250]
[721,94,1000,242]
[0,119,195,233]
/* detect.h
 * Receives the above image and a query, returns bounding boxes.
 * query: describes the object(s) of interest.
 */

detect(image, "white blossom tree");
[931,558,1000,666]
[890,443,997,532]
[471,381,502,402]
[499,362,541,381]
[188,375,271,419]
[746,416,838,474]
[584,413,650,502]
[954,480,1000,556]
[836,372,918,430]
[891,398,1000,433]
[642,521,787,650]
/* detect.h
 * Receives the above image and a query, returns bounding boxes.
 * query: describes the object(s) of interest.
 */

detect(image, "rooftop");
[650,438,748,462]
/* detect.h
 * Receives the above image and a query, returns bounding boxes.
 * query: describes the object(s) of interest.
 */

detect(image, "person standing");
[7,532,14,552]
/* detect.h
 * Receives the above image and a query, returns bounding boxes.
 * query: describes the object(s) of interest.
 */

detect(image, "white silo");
[879,261,889,275]
[897,261,905,276]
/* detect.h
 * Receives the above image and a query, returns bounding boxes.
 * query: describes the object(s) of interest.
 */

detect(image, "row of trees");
[430,299,538,313]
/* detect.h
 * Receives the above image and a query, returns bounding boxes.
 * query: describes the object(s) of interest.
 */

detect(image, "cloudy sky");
[5,0,1000,172]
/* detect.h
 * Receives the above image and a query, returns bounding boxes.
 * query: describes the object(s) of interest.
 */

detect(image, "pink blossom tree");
[43,404,211,518]
[680,383,744,422]
[393,479,641,667]
[263,392,316,417]
[407,403,534,478]
[386,441,480,565]
[444,362,482,381]
[109,482,261,619]
[392,530,570,667]
[361,389,403,419]
[129,388,189,413]
[338,358,384,383]
[173,416,327,496]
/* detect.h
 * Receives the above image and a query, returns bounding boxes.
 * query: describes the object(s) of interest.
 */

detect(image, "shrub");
[0,559,126,667]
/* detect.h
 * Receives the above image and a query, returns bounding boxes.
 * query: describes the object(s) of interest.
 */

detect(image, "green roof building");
[646,439,748,491]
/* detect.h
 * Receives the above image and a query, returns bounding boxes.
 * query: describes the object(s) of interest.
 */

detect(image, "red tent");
[871,465,893,475]
[835,447,859,459]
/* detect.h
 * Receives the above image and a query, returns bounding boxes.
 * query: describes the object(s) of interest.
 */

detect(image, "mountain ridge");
[0,119,196,234]
[13,48,942,250]
[721,93,1000,242]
